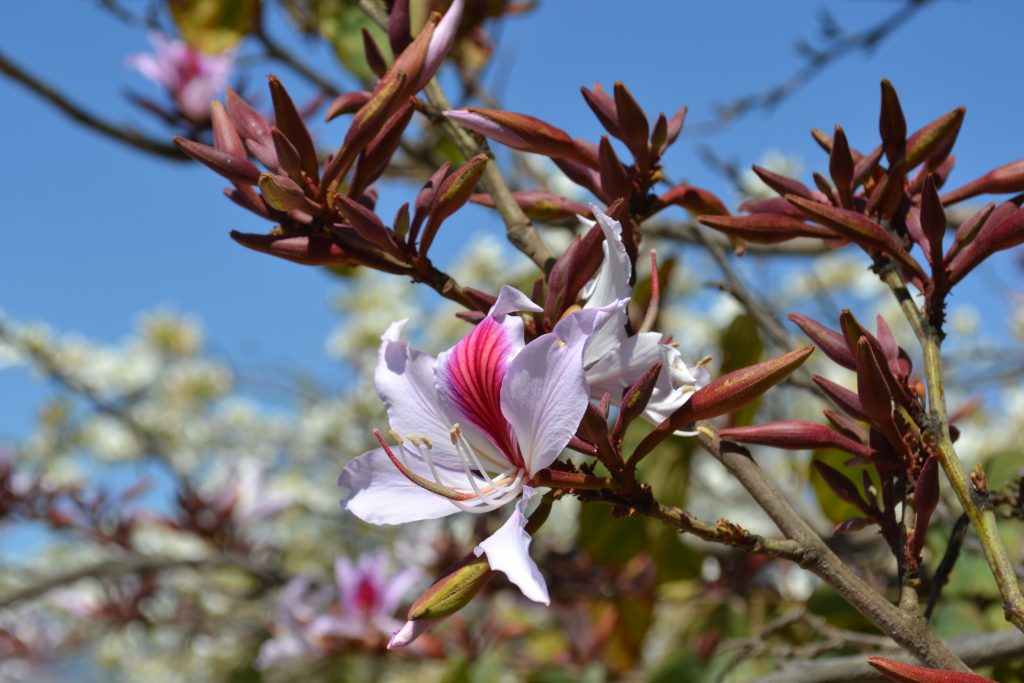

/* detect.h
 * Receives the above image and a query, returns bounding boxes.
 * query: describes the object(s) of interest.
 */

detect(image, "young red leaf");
[867,656,996,683]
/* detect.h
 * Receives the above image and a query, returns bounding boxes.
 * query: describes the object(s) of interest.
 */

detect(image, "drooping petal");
[502,303,623,475]
[474,487,549,604]
[585,331,663,397]
[491,284,543,318]
[388,616,442,649]
[436,314,525,470]
[339,448,463,524]
[376,320,461,468]
[643,344,706,425]
[580,208,633,367]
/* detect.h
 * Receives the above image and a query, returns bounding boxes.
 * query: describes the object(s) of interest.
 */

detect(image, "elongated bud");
[471,191,590,223]
[387,0,411,54]
[362,28,387,79]
[268,76,319,182]
[879,79,907,164]
[174,137,261,185]
[581,84,623,140]
[611,362,662,445]
[544,227,605,321]
[324,91,372,121]
[867,656,996,683]
[632,346,814,462]
[895,106,964,173]
[419,0,464,90]
[665,104,688,148]
[829,126,854,208]
[225,87,278,168]
[700,214,834,244]
[419,154,488,255]
[813,375,868,421]
[351,104,416,196]
[910,455,939,558]
[854,338,903,450]
[258,174,320,213]
[786,195,926,281]
[271,128,303,181]
[335,195,395,251]
[788,313,855,370]
[919,175,946,268]
[752,166,815,200]
[445,108,586,163]
[941,158,1024,205]
[662,184,729,217]
[598,136,631,202]
[613,81,650,169]
[229,232,356,266]
[210,101,246,158]
[720,420,875,459]
[813,460,872,514]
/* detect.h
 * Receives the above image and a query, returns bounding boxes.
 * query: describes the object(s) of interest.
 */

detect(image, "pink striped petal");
[436,314,524,469]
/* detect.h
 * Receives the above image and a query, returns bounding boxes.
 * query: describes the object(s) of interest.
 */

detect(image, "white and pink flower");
[339,287,622,617]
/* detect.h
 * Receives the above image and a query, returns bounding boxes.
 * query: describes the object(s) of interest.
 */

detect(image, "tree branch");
[0,48,186,160]
[748,628,1024,683]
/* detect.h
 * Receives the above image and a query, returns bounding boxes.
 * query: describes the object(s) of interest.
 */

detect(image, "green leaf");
[809,449,876,525]
[718,313,763,426]
[578,502,646,566]
[170,0,258,53]
[299,0,390,80]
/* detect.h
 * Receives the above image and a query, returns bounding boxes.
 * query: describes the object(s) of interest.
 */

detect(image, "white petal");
[339,448,462,525]
[490,284,543,318]
[474,487,549,604]
[585,331,664,397]
[388,617,441,649]
[582,206,632,309]
[376,321,462,468]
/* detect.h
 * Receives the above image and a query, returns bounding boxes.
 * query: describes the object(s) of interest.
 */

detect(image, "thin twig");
[0,553,284,609]
[0,48,186,160]
[686,0,935,135]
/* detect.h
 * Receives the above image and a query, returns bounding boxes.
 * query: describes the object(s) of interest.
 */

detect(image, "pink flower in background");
[127,32,234,120]
[340,286,622,625]
[256,554,420,668]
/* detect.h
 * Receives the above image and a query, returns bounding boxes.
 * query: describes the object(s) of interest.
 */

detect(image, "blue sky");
[2,0,1023,442]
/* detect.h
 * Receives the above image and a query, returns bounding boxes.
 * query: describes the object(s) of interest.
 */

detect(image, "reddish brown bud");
[867,656,996,683]
[324,91,372,121]
[448,107,585,163]
[361,27,388,79]
[752,166,815,200]
[230,232,356,266]
[268,76,319,182]
[335,195,396,252]
[210,101,246,158]
[662,185,730,217]
[896,106,964,173]
[910,455,939,558]
[787,195,926,281]
[271,128,303,182]
[544,227,605,322]
[879,79,907,165]
[420,154,489,254]
[225,87,277,168]
[471,191,590,223]
[258,174,320,214]
[719,420,875,458]
[828,126,854,208]
[813,375,868,422]
[700,214,834,244]
[919,175,946,268]
[789,313,856,370]
[631,346,815,463]
[611,362,662,445]
[598,136,632,202]
[351,104,416,196]
[941,158,1024,206]
[813,460,872,514]
[613,81,651,169]
[665,105,688,148]
[581,84,623,140]
[173,136,261,185]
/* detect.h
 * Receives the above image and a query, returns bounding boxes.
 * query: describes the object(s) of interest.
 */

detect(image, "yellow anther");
[448,423,463,444]
[406,434,421,447]
[696,355,713,368]
[389,429,404,444]
[421,436,433,449]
